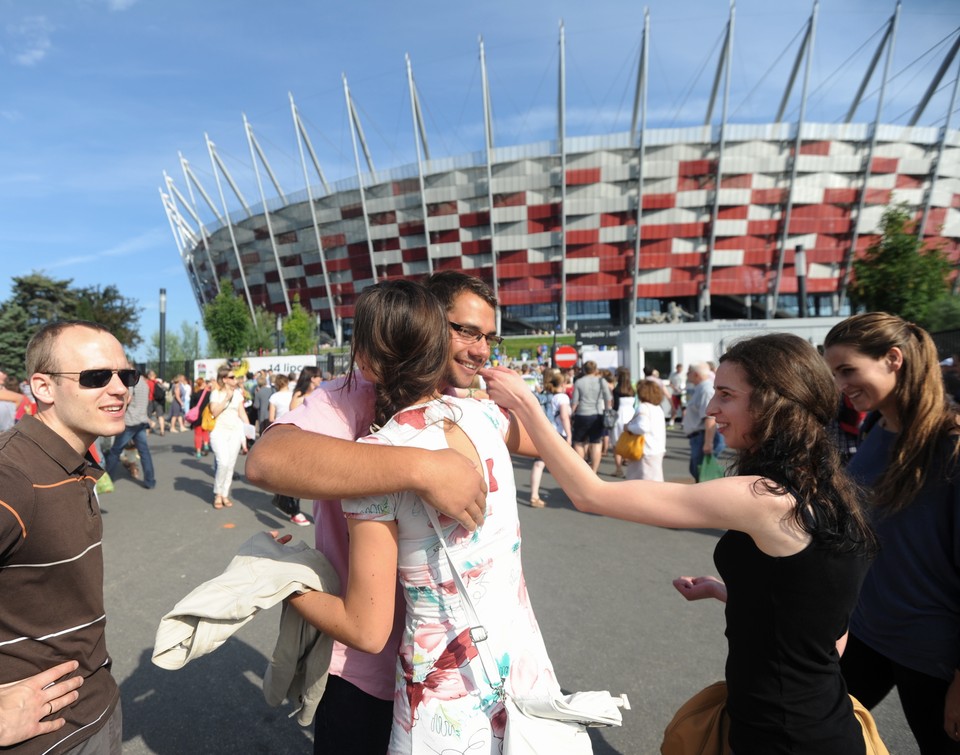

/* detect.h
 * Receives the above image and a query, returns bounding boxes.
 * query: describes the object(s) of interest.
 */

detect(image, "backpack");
[536,390,552,417]
[153,380,166,402]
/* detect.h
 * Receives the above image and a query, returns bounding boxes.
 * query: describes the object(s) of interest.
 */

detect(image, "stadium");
[161,7,960,346]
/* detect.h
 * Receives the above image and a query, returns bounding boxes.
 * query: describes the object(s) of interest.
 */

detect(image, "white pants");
[210,429,243,497]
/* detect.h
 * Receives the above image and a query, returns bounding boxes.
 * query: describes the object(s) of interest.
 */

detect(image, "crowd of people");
[3,273,960,753]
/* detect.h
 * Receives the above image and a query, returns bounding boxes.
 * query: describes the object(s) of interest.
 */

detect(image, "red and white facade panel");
[182,122,960,325]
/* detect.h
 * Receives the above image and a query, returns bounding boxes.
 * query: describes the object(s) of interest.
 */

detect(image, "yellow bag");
[660,683,889,755]
[851,695,890,755]
[614,430,644,461]
[660,681,731,755]
[201,405,216,432]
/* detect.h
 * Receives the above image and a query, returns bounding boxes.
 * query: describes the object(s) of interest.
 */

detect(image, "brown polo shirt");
[0,415,119,755]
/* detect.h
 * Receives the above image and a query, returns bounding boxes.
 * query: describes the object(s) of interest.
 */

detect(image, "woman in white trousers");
[208,365,248,509]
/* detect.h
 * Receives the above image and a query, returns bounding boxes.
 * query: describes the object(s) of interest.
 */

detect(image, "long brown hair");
[721,333,875,554]
[348,280,449,427]
[825,312,959,515]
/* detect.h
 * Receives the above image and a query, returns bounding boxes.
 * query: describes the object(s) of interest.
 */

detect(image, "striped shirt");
[0,415,119,754]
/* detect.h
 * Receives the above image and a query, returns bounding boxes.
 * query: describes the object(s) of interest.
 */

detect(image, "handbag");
[184,388,208,424]
[698,454,724,482]
[602,407,617,429]
[424,506,627,754]
[201,405,216,432]
[614,430,645,461]
[661,683,889,755]
[95,471,115,495]
[661,681,731,755]
[850,695,890,755]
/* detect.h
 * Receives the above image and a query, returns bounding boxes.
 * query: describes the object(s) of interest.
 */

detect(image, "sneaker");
[195,451,202,459]
[290,513,310,526]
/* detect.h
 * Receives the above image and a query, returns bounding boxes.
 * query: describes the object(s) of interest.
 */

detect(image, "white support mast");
[480,37,501,333]
[206,133,256,320]
[244,113,291,315]
[838,2,900,312]
[771,0,818,318]
[343,74,379,283]
[630,9,650,325]
[558,20,568,333]
[703,0,735,322]
[290,92,342,345]
[160,187,207,310]
[406,54,434,275]
[178,154,221,295]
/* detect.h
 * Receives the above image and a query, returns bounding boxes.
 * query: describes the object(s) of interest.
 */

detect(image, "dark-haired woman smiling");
[483,333,880,754]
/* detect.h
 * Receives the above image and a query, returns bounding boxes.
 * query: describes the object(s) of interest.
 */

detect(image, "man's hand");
[416,448,487,531]
[0,661,83,747]
[672,575,727,603]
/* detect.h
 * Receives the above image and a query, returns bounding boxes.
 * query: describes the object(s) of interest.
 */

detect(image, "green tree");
[148,322,203,363]
[248,305,279,354]
[851,205,950,322]
[74,284,143,351]
[921,296,960,332]
[0,302,30,375]
[0,274,143,369]
[203,280,251,356]
[283,295,315,355]
[9,272,80,327]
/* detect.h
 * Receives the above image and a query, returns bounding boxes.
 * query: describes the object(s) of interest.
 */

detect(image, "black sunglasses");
[47,369,141,389]
[448,321,504,347]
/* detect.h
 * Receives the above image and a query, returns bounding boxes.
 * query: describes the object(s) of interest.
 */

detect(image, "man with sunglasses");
[103,367,156,490]
[0,321,128,754]
[247,271,524,755]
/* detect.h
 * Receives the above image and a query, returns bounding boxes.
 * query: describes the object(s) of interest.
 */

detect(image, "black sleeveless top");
[714,530,870,754]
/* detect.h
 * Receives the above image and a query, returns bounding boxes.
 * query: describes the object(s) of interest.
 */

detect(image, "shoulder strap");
[423,506,506,699]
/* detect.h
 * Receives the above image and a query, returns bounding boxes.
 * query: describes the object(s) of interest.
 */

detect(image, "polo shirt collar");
[16,414,103,478]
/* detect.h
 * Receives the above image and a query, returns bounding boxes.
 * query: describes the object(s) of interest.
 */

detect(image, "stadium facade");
[161,8,960,345]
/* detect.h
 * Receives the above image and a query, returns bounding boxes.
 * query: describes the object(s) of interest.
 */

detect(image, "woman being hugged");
[825,312,960,754]
[288,280,569,754]
[483,333,878,755]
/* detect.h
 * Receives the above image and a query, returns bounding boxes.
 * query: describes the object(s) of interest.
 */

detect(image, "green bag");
[698,454,724,483]
[95,471,115,494]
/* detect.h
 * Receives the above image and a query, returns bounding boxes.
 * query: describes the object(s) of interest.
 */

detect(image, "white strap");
[424,505,505,696]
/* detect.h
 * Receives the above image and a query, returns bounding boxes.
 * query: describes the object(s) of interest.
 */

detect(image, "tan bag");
[660,681,731,755]
[661,682,889,755]
[614,430,645,461]
[851,695,890,755]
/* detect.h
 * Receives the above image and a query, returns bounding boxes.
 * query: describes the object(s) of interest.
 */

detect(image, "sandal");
[222,498,234,508]
[530,497,546,508]
[213,496,224,509]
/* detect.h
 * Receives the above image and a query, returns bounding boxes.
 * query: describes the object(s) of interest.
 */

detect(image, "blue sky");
[2,0,959,360]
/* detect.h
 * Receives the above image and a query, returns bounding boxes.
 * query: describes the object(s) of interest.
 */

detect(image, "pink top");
[271,372,400,701]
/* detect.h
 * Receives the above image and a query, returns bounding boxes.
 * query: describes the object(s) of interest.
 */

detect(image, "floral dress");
[342,396,563,755]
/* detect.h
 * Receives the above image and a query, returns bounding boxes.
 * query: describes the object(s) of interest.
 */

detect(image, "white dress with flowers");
[342,396,563,755]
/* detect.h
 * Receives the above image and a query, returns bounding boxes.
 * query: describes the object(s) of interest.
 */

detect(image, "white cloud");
[7,16,53,67]
[35,227,168,272]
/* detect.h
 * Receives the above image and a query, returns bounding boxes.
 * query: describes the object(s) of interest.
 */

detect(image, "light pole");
[159,288,167,379]
[795,244,808,318]
[275,314,283,357]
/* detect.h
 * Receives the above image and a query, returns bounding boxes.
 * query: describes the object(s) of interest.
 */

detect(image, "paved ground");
[99,427,917,754]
